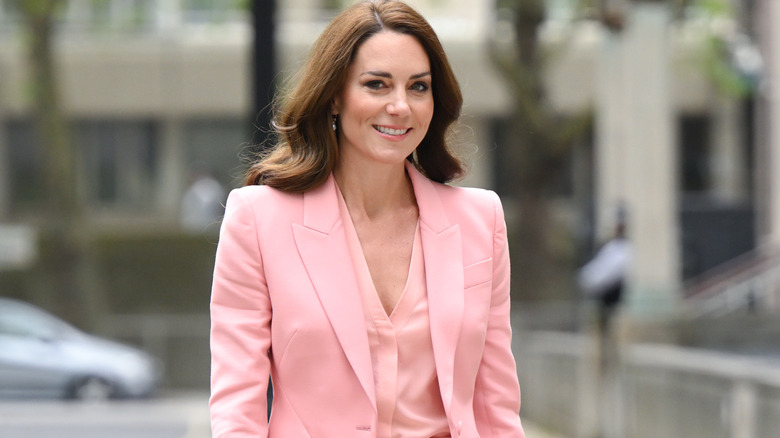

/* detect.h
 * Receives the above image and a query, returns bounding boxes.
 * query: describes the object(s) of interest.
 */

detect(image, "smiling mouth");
[374,125,409,136]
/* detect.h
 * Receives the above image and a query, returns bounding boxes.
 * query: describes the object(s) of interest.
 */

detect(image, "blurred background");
[0,0,778,437]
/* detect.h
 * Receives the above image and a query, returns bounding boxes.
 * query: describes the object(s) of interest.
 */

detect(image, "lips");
[374,125,409,136]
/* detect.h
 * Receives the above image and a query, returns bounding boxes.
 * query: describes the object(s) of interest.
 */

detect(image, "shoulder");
[407,161,501,218]
[224,185,303,222]
[227,184,302,207]
[424,182,507,263]
[431,182,503,218]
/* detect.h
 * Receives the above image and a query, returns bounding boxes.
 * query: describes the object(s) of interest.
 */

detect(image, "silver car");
[0,297,161,400]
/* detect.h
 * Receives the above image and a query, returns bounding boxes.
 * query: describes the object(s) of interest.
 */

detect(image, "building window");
[320,0,346,12]
[76,120,157,209]
[62,0,157,33]
[7,119,158,211]
[182,0,247,24]
[679,114,711,193]
[6,120,45,208]
[182,119,248,189]
[489,115,586,199]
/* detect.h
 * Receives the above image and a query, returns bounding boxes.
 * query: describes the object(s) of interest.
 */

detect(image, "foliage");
[697,0,731,16]
[14,0,104,328]
[694,0,761,97]
[489,0,592,301]
[702,37,752,97]
[13,0,67,16]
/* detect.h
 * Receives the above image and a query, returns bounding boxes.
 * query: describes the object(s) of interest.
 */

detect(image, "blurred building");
[0,0,507,227]
[0,0,777,317]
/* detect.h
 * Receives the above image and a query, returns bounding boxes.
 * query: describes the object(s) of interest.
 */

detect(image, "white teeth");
[374,125,408,136]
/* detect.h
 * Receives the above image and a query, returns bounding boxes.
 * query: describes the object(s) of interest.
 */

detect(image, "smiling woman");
[209,1,526,437]
[243,0,465,191]
[333,31,434,175]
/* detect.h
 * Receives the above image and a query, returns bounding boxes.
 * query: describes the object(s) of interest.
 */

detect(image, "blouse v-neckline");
[336,184,421,318]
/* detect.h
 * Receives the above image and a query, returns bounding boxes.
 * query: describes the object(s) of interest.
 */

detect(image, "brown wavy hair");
[244,0,465,190]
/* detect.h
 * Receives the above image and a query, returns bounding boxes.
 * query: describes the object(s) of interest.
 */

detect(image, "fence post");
[729,380,757,438]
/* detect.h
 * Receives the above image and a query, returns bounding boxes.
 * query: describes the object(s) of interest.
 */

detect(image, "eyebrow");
[361,71,431,80]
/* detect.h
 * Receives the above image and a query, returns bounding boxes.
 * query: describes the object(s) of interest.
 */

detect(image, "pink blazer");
[210,162,525,437]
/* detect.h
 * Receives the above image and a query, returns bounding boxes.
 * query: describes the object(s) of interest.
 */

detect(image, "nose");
[386,91,411,117]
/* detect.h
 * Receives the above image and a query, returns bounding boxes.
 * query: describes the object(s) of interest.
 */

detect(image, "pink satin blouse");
[338,188,450,438]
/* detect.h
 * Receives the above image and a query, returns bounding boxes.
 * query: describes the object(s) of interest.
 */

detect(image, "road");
[0,391,211,438]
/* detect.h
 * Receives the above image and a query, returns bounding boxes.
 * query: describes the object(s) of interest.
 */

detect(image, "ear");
[330,99,340,116]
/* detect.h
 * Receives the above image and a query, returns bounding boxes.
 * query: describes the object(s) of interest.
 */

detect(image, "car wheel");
[68,376,115,401]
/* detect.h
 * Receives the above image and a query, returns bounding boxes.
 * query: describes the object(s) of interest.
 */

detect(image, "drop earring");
[331,115,338,132]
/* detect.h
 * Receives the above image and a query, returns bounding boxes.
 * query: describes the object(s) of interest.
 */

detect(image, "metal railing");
[97,313,211,389]
[682,245,780,318]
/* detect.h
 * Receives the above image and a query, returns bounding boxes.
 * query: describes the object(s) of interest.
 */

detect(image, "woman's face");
[333,30,434,168]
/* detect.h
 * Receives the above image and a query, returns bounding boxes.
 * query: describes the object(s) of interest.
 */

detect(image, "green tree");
[490,0,592,301]
[17,0,105,327]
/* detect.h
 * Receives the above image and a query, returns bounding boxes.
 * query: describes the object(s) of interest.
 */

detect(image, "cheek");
[342,96,380,123]
[418,101,434,127]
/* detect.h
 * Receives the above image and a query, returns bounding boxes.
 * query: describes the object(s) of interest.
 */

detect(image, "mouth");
[373,125,410,136]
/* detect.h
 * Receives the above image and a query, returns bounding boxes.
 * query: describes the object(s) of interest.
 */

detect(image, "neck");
[333,161,416,220]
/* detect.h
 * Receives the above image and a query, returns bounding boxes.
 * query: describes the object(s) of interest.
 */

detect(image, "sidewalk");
[167,391,569,438]
[523,420,567,438]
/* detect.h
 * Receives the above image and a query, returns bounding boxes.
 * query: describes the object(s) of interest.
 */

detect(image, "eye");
[363,80,386,90]
[410,81,430,92]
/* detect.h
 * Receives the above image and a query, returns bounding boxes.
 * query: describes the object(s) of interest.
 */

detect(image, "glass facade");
[182,119,249,188]
[77,120,157,207]
[4,117,247,215]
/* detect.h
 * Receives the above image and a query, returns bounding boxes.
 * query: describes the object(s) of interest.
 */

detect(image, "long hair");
[244,0,465,190]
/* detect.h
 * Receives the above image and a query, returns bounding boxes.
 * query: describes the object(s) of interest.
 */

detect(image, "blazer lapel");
[292,164,465,413]
[291,174,377,411]
[407,162,464,410]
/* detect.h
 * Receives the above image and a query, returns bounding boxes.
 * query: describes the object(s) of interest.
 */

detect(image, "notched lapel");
[407,162,466,410]
[421,223,464,409]
[292,177,377,411]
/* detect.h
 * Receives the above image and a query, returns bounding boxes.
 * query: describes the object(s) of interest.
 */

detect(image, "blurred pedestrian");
[578,208,630,438]
[208,1,525,437]
[578,208,631,337]
[179,166,225,232]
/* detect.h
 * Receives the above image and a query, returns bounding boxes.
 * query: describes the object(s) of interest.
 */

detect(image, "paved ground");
[0,392,210,438]
[0,391,564,437]
[522,421,566,438]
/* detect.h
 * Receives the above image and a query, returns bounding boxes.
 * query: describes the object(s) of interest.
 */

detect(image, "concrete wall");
[514,328,780,438]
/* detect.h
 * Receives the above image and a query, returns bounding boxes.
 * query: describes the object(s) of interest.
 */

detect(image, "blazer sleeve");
[209,188,272,437]
[473,191,526,437]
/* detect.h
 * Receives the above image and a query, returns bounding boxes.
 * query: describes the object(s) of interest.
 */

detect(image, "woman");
[209,1,525,437]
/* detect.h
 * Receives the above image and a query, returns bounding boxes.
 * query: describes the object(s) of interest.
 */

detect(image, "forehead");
[350,31,430,72]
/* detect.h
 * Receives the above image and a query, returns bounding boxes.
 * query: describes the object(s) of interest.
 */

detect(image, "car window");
[0,306,74,340]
